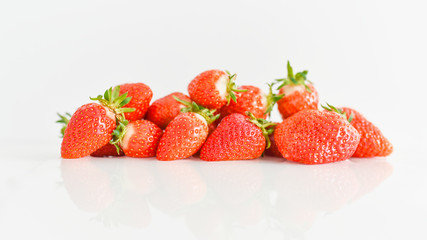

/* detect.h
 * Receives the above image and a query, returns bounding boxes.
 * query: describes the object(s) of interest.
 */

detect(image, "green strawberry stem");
[89,86,135,123]
[321,103,354,123]
[225,70,247,105]
[246,111,277,149]
[275,60,312,93]
[173,96,220,124]
[109,119,129,154]
[264,82,284,117]
[56,112,72,137]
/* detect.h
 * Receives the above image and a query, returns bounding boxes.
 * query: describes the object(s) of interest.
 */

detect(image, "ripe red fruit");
[274,109,361,164]
[90,143,124,157]
[264,124,283,158]
[276,61,319,119]
[61,103,116,159]
[188,70,246,109]
[340,107,393,157]
[156,98,219,160]
[200,113,276,161]
[145,92,192,129]
[218,84,283,120]
[57,113,124,157]
[60,87,134,159]
[156,112,209,160]
[113,120,163,158]
[119,83,153,121]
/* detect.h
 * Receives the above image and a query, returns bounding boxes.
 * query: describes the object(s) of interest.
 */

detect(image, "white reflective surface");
[1,144,426,239]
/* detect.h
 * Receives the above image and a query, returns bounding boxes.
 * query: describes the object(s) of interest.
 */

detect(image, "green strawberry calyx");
[173,96,220,125]
[275,60,312,93]
[225,70,248,105]
[321,103,354,123]
[246,111,277,149]
[56,112,72,137]
[109,119,129,154]
[90,86,135,122]
[264,82,284,117]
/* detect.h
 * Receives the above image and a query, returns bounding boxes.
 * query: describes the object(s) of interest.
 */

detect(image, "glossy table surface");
[1,143,425,240]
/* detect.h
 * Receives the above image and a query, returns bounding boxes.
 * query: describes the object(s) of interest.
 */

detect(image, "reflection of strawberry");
[145,92,191,129]
[186,205,225,240]
[349,158,393,201]
[101,193,152,228]
[199,161,264,205]
[61,159,115,212]
[118,83,153,121]
[340,107,393,157]
[188,70,246,109]
[275,109,360,164]
[276,61,319,119]
[274,161,360,213]
[122,158,157,195]
[155,161,207,206]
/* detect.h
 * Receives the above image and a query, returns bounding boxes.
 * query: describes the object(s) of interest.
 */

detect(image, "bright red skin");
[145,92,191,129]
[264,125,283,158]
[119,83,153,121]
[61,103,116,159]
[90,143,124,157]
[123,120,163,158]
[219,85,267,120]
[188,70,228,109]
[277,83,319,119]
[200,113,266,161]
[340,107,393,157]
[274,110,361,164]
[156,112,208,160]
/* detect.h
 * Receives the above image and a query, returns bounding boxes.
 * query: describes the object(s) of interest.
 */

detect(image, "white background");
[1,0,426,239]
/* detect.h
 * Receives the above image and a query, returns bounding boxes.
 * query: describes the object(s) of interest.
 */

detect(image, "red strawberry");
[145,92,191,129]
[200,112,276,161]
[218,84,283,120]
[156,98,219,160]
[57,112,124,157]
[91,143,124,157]
[264,124,283,158]
[339,107,393,157]
[119,83,153,121]
[112,119,163,158]
[274,109,361,164]
[60,87,134,159]
[188,70,246,109]
[276,61,319,119]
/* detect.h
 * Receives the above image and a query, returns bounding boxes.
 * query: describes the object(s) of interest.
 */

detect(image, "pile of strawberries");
[58,61,393,164]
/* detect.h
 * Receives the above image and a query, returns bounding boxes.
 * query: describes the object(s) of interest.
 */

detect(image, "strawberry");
[111,119,163,158]
[57,112,123,157]
[145,92,191,129]
[61,87,134,159]
[339,107,393,157]
[200,112,276,161]
[276,61,319,119]
[90,143,124,157]
[263,124,283,158]
[188,70,246,109]
[156,98,219,160]
[274,109,361,164]
[118,83,153,121]
[218,83,283,120]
